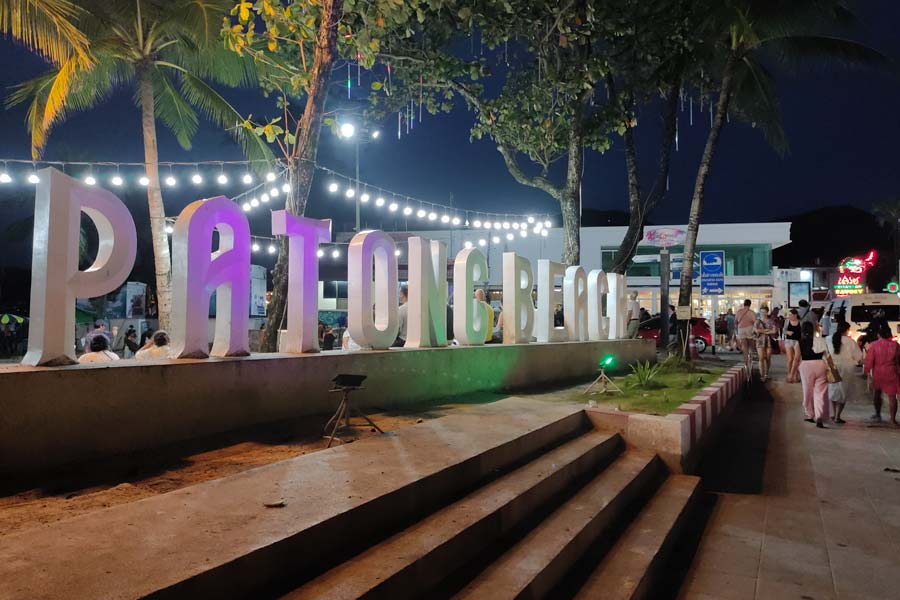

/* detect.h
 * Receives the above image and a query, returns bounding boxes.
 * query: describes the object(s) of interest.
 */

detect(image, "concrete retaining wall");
[586,364,747,473]
[0,339,652,475]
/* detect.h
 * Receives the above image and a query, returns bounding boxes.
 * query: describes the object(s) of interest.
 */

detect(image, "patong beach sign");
[23,168,630,366]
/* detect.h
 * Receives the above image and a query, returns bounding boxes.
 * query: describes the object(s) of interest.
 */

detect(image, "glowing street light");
[339,122,356,138]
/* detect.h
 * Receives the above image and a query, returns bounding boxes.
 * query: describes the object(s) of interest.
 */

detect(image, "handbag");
[823,348,842,384]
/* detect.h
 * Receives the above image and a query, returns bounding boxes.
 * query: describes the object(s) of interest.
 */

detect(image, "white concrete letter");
[407,236,448,348]
[170,197,251,358]
[348,230,399,349]
[272,211,331,353]
[564,265,588,341]
[535,259,568,343]
[606,273,628,339]
[587,269,610,341]
[502,252,535,344]
[23,168,137,366]
[453,248,489,346]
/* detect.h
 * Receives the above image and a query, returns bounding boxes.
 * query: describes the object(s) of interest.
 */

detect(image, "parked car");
[637,316,713,353]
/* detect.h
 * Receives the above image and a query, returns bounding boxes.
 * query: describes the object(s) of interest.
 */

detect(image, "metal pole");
[354,138,361,231]
[660,248,670,353]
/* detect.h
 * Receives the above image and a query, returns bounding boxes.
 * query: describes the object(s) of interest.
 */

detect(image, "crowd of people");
[722,300,898,429]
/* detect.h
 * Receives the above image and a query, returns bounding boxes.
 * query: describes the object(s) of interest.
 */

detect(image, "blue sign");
[671,254,699,283]
[700,250,725,295]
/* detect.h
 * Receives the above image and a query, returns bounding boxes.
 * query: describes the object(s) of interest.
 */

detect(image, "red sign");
[834,250,875,296]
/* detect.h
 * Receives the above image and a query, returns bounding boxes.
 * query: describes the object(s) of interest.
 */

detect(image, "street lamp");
[336,120,379,231]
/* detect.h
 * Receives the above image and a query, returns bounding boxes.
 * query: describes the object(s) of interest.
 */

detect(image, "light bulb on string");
[483,221,492,230]
[416,209,427,219]
[242,202,251,212]
[478,239,487,247]
[451,216,461,226]
[428,212,438,221]
[327,181,339,193]
[316,249,325,258]
[403,206,413,216]
[111,175,123,186]
[165,225,174,235]
[260,194,269,203]
[493,222,502,230]
[252,242,260,253]
[217,173,228,185]
[520,222,528,230]
[138,175,149,186]
[360,192,370,203]
[375,197,385,207]
[440,214,450,224]
[389,202,399,212]
[394,249,402,257]
[265,172,277,182]
[267,187,278,198]
[506,233,514,241]
[464,241,473,249]
[331,249,340,259]
[242,173,254,185]
[473,219,482,228]
[281,182,290,193]
[191,172,203,185]
[492,236,500,244]
[27,172,40,184]
[512,222,519,230]
[0,172,11,184]
[520,230,527,237]
[164,175,177,187]
[544,220,552,228]
[250,198,260,207]
[345,187,355,199]
[541,229,549,237]
[527,216,535,224]
[533,226,542,235]
[267,244,277,254]
[502,221,510,229]
[84,175,96,186]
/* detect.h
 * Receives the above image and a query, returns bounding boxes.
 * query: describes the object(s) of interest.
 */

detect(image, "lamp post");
[337,122,380,232]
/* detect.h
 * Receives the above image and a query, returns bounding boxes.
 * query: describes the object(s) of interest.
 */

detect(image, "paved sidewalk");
[680,355,900,600]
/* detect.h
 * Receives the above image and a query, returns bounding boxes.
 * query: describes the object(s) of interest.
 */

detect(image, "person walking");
[783,309,803,383]
[826,320,862,424]
[725,308,736,351]
[78,335,120,364]
[798,299,819,329]
[625,291,640,339]
[862,323,900,426]
[798,321,829,428]
[123,325,139,358]
[754,306,778,382]
[735,299,757,379]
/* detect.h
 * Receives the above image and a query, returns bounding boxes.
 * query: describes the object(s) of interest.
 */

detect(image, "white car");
[828,294,900,340]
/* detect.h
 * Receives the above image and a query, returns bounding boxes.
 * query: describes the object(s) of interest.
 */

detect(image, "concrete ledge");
[587,364,748,473]
[0,339,653,475]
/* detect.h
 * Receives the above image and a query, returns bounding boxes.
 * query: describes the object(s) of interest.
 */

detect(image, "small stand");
[584,367,623,395]
[324,374,383,448]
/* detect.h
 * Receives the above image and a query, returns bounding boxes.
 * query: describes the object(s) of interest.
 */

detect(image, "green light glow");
[600,355,616,368]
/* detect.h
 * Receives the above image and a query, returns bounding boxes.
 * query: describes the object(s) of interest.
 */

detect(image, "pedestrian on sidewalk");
[799,321,830,428]
[754,306,778,382]
[725,308,736,351]
[783,309,802,383]
[862,323,900,426]
[826,320,863,424]
[735,299,757,379]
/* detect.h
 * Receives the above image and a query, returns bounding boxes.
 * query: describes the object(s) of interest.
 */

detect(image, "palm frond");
[731,55,788,155]
[762,34,894,73]
[150,67,199,149]
[0,0,91,67]
[177,69,277,168]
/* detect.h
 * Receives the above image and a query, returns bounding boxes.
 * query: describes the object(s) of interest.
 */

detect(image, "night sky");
[1,0,899,272]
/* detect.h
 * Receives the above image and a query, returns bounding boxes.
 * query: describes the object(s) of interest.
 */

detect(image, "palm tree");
[8,0,272,331]
[675,0,889,352]
[0,0,90,66]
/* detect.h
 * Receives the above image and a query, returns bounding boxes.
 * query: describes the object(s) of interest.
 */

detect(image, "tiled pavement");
[680,356,900,600]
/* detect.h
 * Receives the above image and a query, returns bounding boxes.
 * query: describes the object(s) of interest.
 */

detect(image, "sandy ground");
[0,408,454,536]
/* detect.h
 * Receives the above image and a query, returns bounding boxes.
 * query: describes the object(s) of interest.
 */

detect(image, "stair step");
[283,431,624,600]
[573,475,701,600]
[453,450,665,600]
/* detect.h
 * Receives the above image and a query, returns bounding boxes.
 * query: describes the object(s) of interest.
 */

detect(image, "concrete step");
[284,430,624,600]
[572,474,701,600]
[0,398,588,600]
[453,450,666,600]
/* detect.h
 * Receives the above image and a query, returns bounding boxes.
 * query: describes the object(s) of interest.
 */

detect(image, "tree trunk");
[677,54,737,356]
[611,80,681,275]
[261,0,343,353]
[560,105,585,266]
[139,72,172,332]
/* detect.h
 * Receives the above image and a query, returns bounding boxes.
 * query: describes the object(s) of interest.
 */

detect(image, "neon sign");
[834,250,876,296]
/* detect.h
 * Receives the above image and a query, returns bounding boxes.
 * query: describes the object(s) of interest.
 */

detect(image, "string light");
[403,206,413,216]
[541,229,549,237]
[191,172,203,185]
[281,182,290,193]
[164,175,177,187]
[345,188,355,199]
[267,244,277,254]
[464,241,473,249]
[217,173,228,185]
[527,216,535,223]
[428,211,438,221]
[394,249,402,256]
[111,175,123,186]
[389,201,399,212]
[165,225,174,234]
[328,181,339,193]
[483,221,492,229]
[138,175,149,186]
[473,219,482,228]
[417,208,427,219]
[360,192,370,203]
[0,172,11,184]
[492,236,500,244]
[84,175,96,186]
[265,172,277,182]
[260,193,269,203]
[242,173,254,185]
[519,229,527,237]
[252,242,261,252]
[512,222,519,230]
[250,198,260,207]
[506,233,514,241]
[331,249,341,259]
[440,214,450,224]
[242,202,251,212]
[375,197,386,207]
[317,249,325,258]
[493,222,502,230]
[544,220,552,228]
[478,239,487,247]
[502,221,510,229]
[451,216,461,226]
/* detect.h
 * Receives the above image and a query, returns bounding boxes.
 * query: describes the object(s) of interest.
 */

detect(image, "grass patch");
[583,366,728,416]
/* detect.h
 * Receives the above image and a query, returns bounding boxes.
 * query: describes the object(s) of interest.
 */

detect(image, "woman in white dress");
[825,320,863,424]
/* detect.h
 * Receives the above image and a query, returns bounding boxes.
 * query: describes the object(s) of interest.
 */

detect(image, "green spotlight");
[599,355,616,369]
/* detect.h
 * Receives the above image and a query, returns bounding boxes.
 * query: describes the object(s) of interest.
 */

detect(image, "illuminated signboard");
[834,250,876,296]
